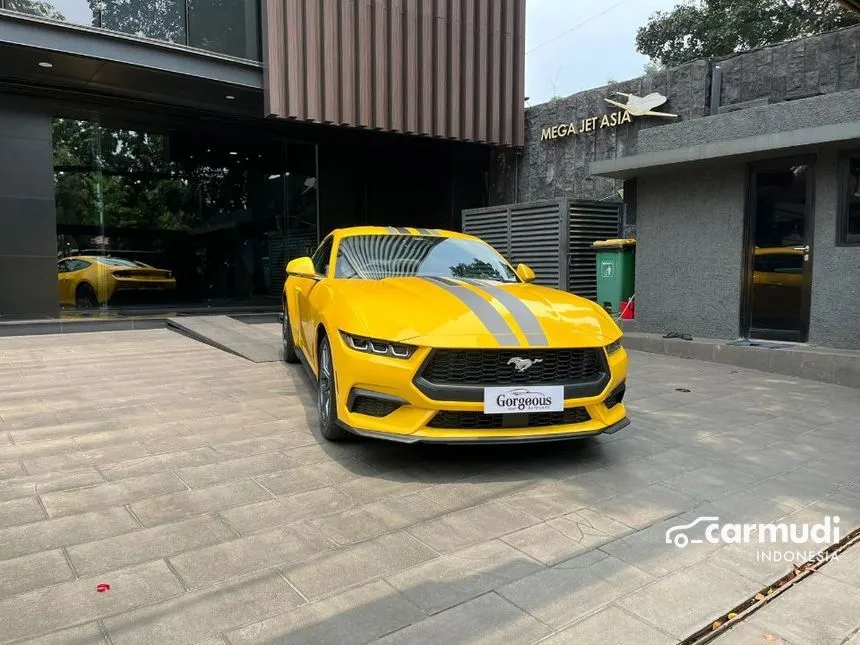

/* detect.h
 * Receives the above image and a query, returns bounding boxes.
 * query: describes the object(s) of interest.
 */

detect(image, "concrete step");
[623,331,860,389]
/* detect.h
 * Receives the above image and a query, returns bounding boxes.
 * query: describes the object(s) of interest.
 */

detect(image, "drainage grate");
[678,525,860,645]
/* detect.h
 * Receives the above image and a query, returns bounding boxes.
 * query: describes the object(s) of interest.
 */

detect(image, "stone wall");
[715,25,860,109]
[492,23,860,206]
[493,58,711,205]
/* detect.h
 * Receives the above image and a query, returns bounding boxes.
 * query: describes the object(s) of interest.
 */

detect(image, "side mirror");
[516,263,536,283]
[286,256,316,277]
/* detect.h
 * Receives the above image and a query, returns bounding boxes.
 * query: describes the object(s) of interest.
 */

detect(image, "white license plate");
[483,385,565,414]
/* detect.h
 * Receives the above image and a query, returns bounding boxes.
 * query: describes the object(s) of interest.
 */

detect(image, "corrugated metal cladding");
[262,0,526,147]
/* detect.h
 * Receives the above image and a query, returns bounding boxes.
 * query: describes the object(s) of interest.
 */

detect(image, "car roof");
[330,226,475,241]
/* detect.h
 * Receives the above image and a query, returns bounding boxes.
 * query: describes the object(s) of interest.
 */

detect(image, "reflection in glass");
[4,0,261,60]
[846,157,860,244]
[334,236,519,282]
[100,0,186,45]
[5,0,84,22]
[53,117,318,314]
[188,0,260,59]
[749,164,809,338]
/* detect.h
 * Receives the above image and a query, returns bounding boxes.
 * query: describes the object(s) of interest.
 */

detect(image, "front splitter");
[339,417,631,445]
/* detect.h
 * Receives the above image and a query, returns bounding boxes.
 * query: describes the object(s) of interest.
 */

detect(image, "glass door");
[742,158,815,342]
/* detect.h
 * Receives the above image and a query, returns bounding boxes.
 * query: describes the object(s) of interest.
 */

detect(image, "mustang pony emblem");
[603,92,677,118]
[508,357,543,373]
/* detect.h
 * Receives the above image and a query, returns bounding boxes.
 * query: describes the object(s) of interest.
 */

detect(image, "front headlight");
[605,338,623,355]
[340,331,417,359]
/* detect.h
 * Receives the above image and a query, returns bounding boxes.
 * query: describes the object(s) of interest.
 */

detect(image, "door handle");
[792,245,810,252]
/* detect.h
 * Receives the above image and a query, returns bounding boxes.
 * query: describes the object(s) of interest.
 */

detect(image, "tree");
[642,60,664,76]
[636,0,860,68]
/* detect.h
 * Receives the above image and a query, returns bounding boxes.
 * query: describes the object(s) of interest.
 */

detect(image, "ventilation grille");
[349,395,402,417]
[509,203,563,289]
[462,200,563,289]
[568,203,622,301]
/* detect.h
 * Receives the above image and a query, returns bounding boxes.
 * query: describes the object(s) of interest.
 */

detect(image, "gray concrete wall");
[0,95,58,318]
[809,148,860,349]
[634,164,746,339]
[636,89,860,155]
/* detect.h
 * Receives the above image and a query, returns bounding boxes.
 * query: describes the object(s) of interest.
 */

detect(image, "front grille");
[349,395,402,417]
[427,407,591,430]
[420,348,604,386]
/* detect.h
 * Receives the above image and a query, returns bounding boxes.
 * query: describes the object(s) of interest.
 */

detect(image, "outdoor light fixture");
[225,95,235,100]
[229,151,238,155]
[38,61,53,68]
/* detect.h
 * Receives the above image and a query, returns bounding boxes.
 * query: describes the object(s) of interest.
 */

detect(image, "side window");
[75,260,92,271]
[312,237,334,276]
[840,154,860,245]
[57,260,70,274]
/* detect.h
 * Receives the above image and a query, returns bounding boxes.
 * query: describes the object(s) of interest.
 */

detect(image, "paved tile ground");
[0,325,859,644]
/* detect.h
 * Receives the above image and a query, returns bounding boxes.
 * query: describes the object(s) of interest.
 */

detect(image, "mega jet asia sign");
[541,92,677,141]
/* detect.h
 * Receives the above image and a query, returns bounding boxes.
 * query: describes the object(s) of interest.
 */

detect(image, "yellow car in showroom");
[57,255,176,308]
[282,226,628,443]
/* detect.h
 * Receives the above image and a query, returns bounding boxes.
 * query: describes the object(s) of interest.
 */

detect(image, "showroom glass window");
[1,0,261,60]
[53,114,318,314]
[841,154,860,245]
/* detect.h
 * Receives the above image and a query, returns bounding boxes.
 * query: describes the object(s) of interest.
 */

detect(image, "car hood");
[333,277,620,348]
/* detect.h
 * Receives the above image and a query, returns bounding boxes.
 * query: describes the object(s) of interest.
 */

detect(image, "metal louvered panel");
[568,201,622,301]
[462,200,566,290]
[463,199,622,295]
[462,206,510,258]
[509,203,564,289]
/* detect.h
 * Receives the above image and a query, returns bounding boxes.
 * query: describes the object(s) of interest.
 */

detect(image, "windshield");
[334,235,519,283]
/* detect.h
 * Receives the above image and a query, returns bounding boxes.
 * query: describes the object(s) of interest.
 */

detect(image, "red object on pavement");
[96,583,111,593]
[620,299,635,319]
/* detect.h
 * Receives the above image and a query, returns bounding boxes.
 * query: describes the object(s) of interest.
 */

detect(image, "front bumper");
[330,332,629,444]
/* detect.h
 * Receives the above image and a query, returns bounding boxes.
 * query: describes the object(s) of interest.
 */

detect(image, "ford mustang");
[58,255,176,308]
[282,226,629,443]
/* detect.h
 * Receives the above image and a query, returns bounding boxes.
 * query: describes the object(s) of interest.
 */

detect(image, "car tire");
[317,335,350,442]
[282,303,299,364]
[75,284,99,309]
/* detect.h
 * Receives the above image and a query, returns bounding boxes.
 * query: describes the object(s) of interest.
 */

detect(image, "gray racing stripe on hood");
[460,279,549,346]
[394,226,411,235]
[385,226,399,234]
[421,277,520,346]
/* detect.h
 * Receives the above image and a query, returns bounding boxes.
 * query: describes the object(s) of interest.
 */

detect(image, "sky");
[525,0,681,105]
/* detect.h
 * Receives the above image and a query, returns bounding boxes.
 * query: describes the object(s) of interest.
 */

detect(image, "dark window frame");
[311,236,334,277]
[837,150,860,247]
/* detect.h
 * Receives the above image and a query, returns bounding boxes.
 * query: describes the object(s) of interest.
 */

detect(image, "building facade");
[0,0,525,320]
[494,24,860,350]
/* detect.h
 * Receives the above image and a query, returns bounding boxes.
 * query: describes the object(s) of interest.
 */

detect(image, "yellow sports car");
[282,226,629,443]
[57,255,176,308]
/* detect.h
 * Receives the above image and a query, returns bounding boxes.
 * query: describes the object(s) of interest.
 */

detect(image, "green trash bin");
[591,238,636,316]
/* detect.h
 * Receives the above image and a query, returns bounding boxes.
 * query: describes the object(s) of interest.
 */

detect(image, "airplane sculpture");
[604,92,678,118]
